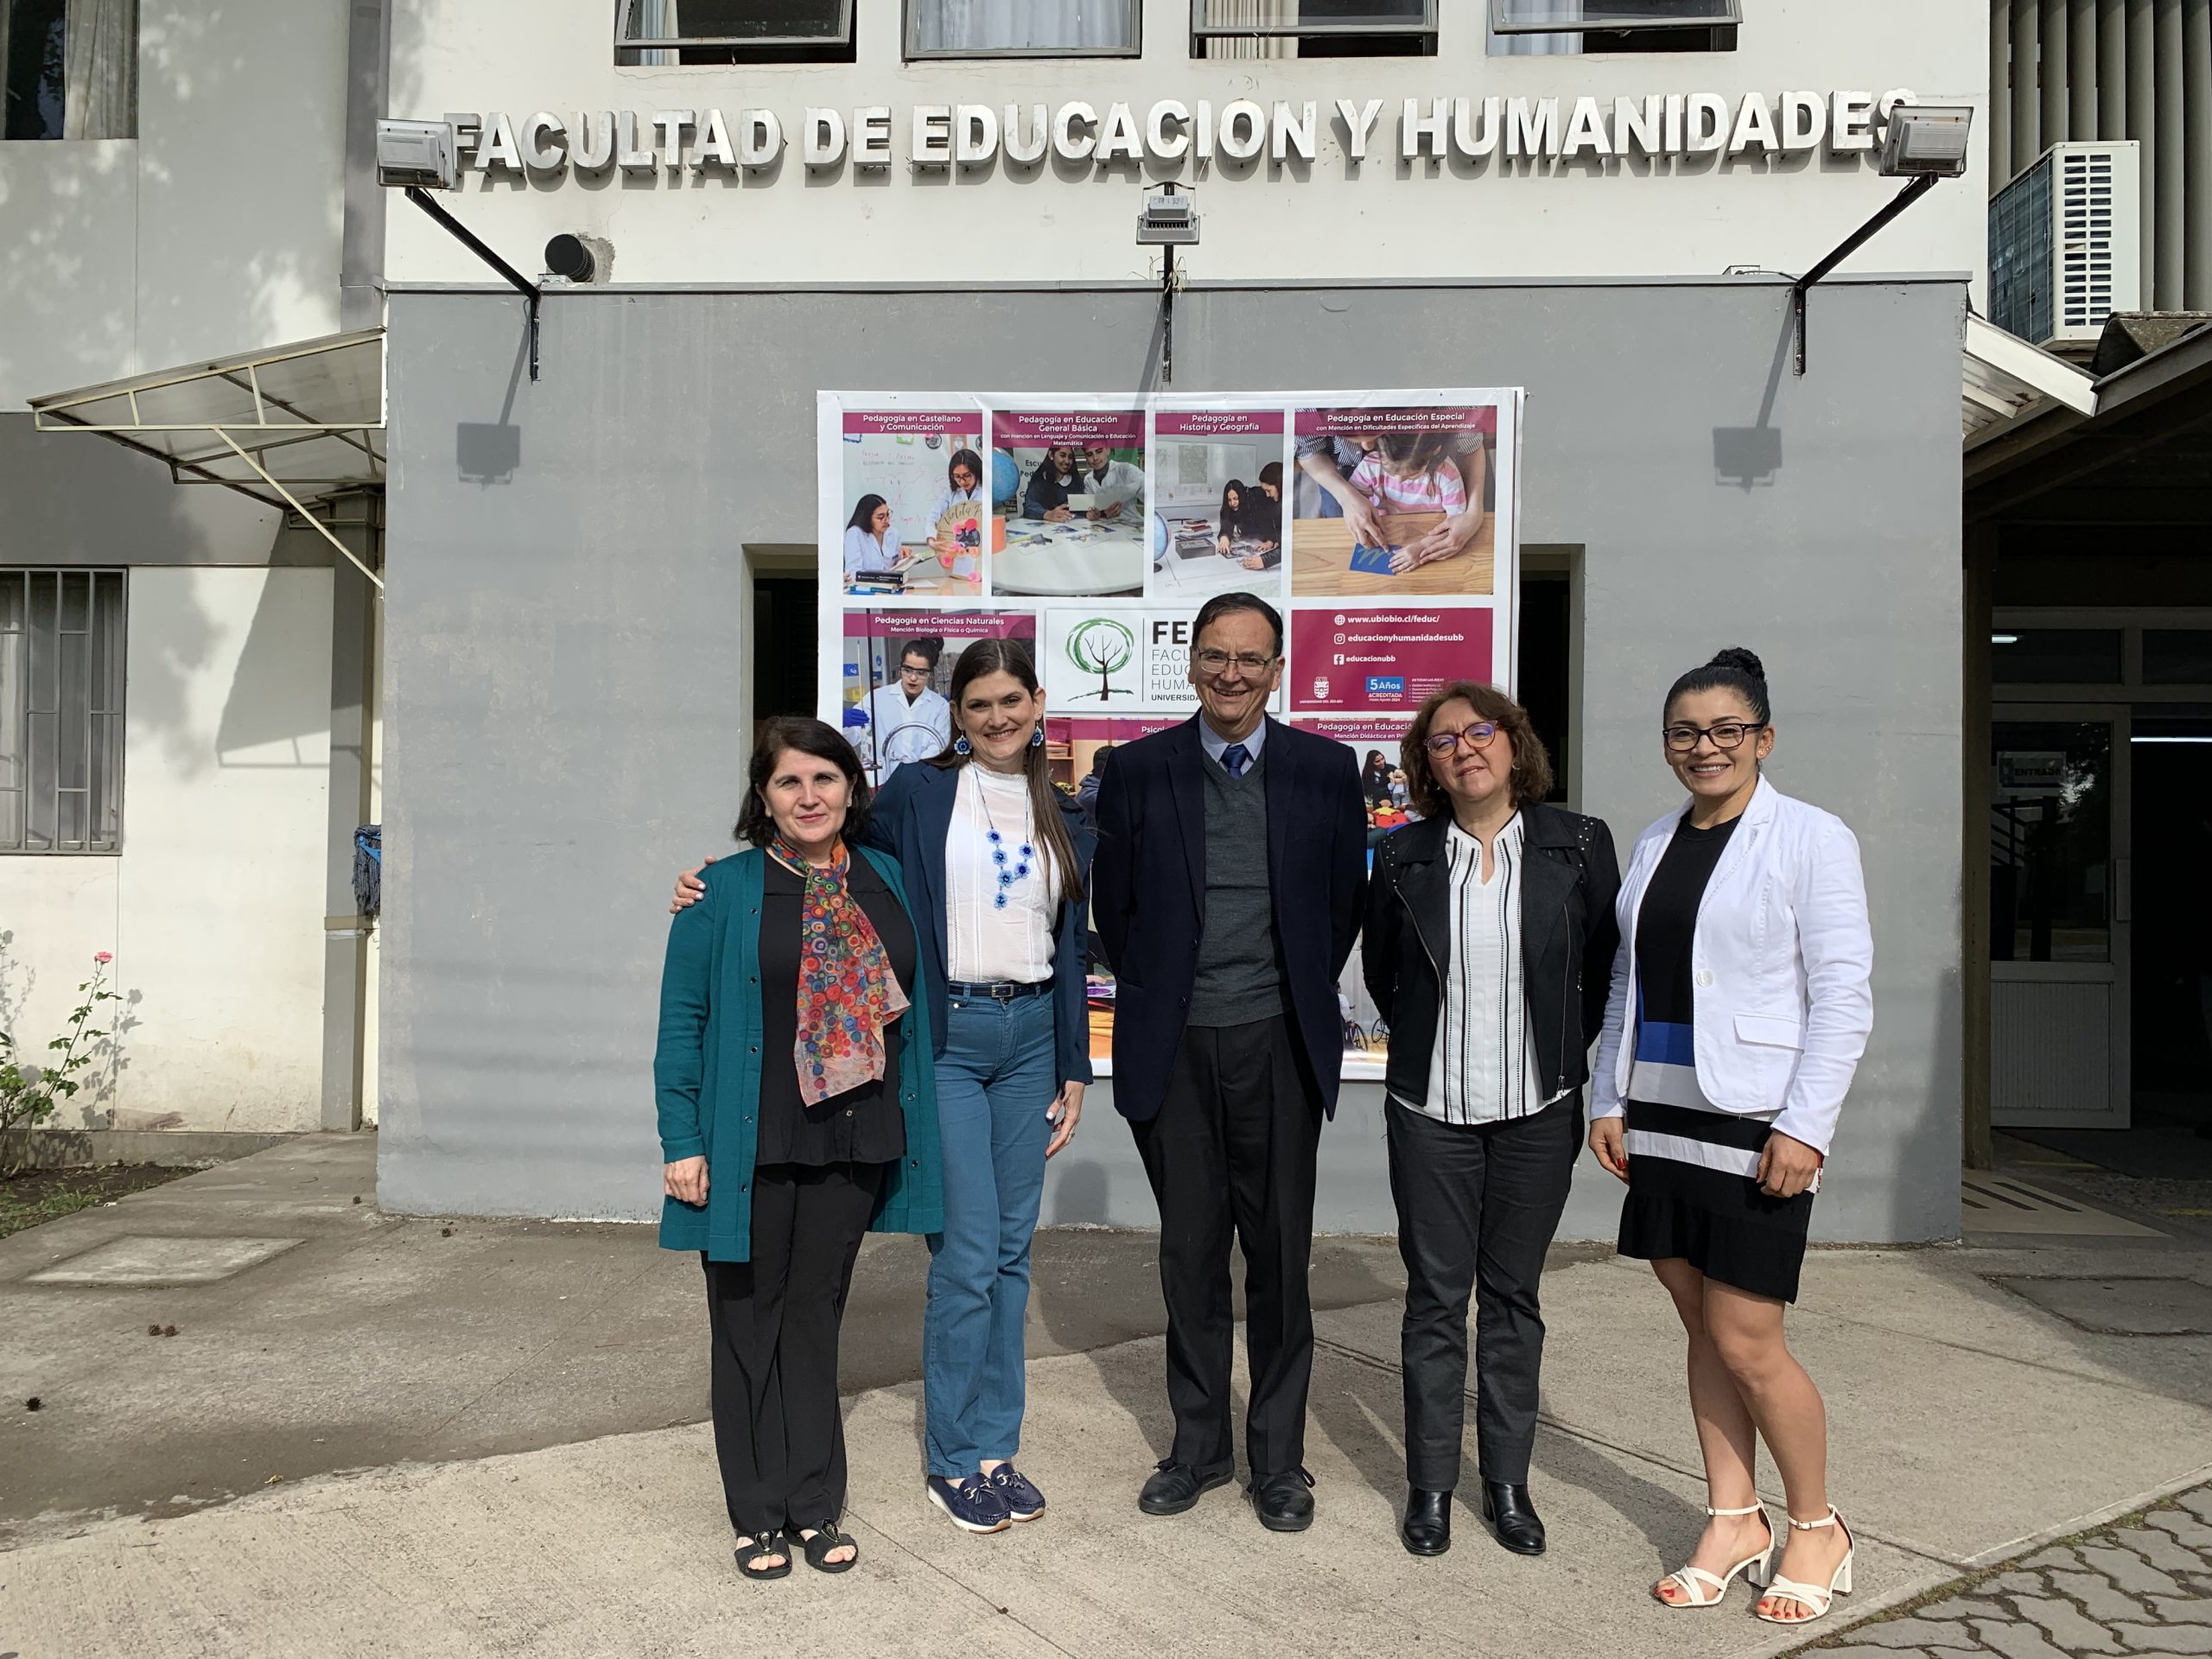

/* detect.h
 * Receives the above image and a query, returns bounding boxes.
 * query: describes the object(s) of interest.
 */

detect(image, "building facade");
[3,1,1989,1238]
[371,0,1986,1241]
[0,0,365,1142]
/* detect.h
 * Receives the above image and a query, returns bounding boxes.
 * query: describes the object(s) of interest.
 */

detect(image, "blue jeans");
[924,991,1058,1478]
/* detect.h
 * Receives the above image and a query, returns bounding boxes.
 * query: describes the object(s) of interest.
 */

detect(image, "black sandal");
[735,1529,791,1580]
[799,1522,859,1573]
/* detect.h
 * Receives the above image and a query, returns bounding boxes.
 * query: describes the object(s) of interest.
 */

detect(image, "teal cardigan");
[653,844,944,1261]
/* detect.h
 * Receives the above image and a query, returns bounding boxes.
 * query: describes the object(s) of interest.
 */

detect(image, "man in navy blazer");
[1091,593,1367,1533]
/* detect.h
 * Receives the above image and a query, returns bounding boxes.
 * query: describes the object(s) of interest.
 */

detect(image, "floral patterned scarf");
[770,837,910,1105]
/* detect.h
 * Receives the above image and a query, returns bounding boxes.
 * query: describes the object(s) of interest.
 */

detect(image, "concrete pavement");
[2,1134,2209,1657]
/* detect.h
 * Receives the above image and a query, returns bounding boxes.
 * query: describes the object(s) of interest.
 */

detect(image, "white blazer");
[1590,776,1872,1155]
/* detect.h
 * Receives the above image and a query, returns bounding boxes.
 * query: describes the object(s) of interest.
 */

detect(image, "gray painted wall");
[378,279,1965,1242]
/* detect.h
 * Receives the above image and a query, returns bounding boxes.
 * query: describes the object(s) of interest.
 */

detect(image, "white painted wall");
[0,0,350,410]
[389,0,1989,289]
[0,569,334,1135]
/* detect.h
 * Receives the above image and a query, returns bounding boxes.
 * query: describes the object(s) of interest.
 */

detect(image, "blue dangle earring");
[953,733,972,755]
[1029,725,1046,748]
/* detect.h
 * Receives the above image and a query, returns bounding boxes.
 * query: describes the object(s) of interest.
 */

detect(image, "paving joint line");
[841,1503,1081,1657]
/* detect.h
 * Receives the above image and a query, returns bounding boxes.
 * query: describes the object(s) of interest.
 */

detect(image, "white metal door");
[1990,706,2130,1128]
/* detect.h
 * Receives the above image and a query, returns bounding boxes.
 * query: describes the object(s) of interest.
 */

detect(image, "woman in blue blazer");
[673,639,1095,1537]
[656,716,944,1582]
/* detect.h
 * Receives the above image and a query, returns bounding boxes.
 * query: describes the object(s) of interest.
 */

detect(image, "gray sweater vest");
[1187,742,1287,1027]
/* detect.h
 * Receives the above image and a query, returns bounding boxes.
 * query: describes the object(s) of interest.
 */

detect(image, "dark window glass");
[1989,720,2111,963]
[1989,627,2123,683]
[3,0,67,141]
[2142,630,2212,685]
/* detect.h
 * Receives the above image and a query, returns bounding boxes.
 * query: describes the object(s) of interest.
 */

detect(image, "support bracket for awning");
[29,328,389,588]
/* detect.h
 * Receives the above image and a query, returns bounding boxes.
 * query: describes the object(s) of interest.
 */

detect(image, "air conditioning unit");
[1989,142,2141,351]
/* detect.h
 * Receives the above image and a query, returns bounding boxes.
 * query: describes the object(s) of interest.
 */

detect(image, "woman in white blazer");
[1587,648,1872,1630]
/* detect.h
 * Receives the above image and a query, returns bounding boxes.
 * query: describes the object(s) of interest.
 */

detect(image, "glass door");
[1989,707,2130,1128]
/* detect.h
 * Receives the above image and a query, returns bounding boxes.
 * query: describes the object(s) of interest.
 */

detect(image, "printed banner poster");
[1291,607,1495,713]
[817,388,1522,1081]
[836,410,987,599]
[991,409,1147,601]
[1149,409,1287,605]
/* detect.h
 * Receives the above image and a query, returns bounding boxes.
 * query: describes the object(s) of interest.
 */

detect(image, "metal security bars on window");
[0,569,125,855]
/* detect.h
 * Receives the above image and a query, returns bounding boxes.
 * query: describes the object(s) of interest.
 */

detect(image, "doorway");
[2129,715,2212,1141]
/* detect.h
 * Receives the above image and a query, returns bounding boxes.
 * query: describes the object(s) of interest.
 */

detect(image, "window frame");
[0,568,127,857]
[1487,0,1739,35]
[1190,0,1438,51]
[905,0,1142,60]
[612,0,855,54]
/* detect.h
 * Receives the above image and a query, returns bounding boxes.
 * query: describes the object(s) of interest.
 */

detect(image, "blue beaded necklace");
[972,766,1035,910]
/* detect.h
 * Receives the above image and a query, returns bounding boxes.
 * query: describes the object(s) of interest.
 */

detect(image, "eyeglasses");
[1662,720,1766,753]
[899,664,930,677]
[1422,722,1501,756]
[1192,648,1278,676]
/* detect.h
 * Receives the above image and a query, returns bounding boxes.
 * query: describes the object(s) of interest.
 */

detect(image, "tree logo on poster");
[1065,618,1137,703]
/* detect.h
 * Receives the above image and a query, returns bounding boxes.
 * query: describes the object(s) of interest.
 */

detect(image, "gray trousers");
[1386,1096,1579,1490]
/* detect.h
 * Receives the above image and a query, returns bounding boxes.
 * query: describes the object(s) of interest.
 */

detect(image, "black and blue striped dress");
[1618,815,1815,1303]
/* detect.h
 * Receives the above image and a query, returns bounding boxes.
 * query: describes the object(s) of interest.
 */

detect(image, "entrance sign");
[817,386,1523,1075]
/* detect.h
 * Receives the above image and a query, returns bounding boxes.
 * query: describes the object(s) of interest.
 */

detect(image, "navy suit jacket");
[865,760,1096,1092]
[1090,715,1367,1123]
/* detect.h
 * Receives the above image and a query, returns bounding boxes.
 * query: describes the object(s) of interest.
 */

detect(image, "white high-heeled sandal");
[1655,1503,1774,1609]
[1754,1506,1855,1625]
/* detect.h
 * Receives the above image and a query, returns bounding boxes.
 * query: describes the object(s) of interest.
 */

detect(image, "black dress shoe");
[1401,1488,1452,1556]
[1249,1468,1316,1532]
[1481,1481,1546,1555]
[1138,1459,1234,1516]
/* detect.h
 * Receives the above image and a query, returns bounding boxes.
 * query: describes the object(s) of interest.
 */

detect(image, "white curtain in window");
[1199,0,1292,60]
[1490,0,1578,55]
[61,0,134,137]
[912,0,1135,52]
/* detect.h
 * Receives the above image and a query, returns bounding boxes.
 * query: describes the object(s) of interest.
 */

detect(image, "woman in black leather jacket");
[1363,680,1620,1560]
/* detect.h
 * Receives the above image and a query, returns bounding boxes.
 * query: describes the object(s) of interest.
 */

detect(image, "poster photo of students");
[1147,409,1287,602]
[841,608,1036,785]
[1289,402,1506,600]
[990,409,1147,599]
[835,410,988,598]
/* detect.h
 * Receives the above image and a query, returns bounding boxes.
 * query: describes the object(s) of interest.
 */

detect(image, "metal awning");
[1962,314,2098,447]
[29,329,385,588]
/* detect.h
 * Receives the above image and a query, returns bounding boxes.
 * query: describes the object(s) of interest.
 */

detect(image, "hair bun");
[1707,646,1766,682]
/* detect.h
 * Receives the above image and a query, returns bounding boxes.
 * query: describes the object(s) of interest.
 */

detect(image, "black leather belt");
[944,977,1053,1001]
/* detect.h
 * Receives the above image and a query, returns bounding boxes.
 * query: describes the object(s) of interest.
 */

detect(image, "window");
[908,1,1138,57]
[1192,1,1437,61]
[1,0,136,140]
[614,0,855,64]
[0,570,125,854]
[1989,627,2124,684]
[1489,0,1737,55]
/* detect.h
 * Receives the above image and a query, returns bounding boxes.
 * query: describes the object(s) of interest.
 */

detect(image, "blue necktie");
[1222,743,1249,779]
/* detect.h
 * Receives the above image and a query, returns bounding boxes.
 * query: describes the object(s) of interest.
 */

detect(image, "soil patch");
[0,1164,199,1239]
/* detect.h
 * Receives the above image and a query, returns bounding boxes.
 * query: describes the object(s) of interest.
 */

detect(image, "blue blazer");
[1090,715,1367,1123]
[865,761,1097,1092]
[653,844,945,1261]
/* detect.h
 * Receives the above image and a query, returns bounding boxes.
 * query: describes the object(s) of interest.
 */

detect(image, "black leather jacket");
[1362,802,1622,1112]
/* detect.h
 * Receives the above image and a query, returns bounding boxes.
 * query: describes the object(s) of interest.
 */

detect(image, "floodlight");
[1136,188,1199,247]
[376,118,457,191]
[1879,105,1973,179]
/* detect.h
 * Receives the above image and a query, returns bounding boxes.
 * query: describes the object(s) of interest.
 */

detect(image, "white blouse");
[945,764,1059,985]
[1396,816,1569,1127]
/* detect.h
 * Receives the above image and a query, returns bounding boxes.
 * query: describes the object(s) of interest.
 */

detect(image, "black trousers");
[702,1160,883,1536]
[1131,1014,1323,1479]
[1387,1096,1579,1490]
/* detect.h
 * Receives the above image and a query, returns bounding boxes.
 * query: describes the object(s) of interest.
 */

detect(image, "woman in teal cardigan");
[655,715,944,1582]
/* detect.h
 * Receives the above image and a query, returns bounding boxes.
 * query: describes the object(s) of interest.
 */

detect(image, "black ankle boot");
[1401,1488,1452,1556]
[1482,1481,1546,1555]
